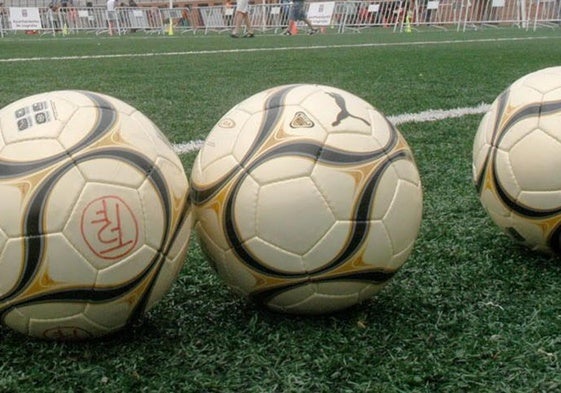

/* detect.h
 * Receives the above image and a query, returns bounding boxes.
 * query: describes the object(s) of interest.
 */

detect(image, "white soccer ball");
[473,66,561,256]
[191,84,423,314]
[0,91,193,340]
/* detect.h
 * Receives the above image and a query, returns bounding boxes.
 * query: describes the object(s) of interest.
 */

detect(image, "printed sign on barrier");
[307,1,335,26]
[9,7,42,30]
[427,1,440,10]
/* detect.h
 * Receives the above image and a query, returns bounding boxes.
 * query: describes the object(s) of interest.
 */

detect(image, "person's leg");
[231,11,242,37]
[282,18,292,34]
[303,17,318,34]
[243,13,253,37]
[282,3,296,35]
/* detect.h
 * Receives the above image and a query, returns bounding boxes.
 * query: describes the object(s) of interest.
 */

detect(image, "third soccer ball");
[473,67,561,256]
[191,84,423,314]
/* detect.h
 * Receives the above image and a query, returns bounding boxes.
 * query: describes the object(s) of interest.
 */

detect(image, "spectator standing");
[283,0,318,35]
[230,0,254,38]
[106,0,117,36]
[224,1,234,27]
[127,0,138,32]
[48,1,60,31]
[0,2,5,28]
[279,0,291,29]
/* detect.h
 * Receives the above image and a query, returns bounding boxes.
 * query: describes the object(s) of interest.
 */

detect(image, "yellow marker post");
[168,19,174,36]
[405,10,413,33]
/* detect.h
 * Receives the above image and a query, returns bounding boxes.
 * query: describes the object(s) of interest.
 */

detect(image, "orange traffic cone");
[289,20,298,35]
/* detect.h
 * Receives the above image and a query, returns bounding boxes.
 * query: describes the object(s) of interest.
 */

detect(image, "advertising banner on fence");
[307,2,335,26]
[9,7,42,30]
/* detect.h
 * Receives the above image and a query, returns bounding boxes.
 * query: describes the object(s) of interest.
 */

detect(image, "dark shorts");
[288,2,307,21]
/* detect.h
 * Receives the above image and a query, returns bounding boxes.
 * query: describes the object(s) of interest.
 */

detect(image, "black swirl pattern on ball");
[234,146,410,303]
[474,90,509,195]
[191,85,294,205]
[477,91,561,218]
[0,148,174,321]
[244,150,408,305]
[193,85,416,303]
[548,222,561,255]
[226,146,409,278]
[0,93,185,325]
[251,269,397,307]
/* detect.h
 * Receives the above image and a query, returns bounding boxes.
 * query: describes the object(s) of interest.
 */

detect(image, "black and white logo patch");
[290,111,314,128]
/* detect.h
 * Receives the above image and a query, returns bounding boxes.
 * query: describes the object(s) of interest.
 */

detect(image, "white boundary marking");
[388,102,490,126]
[172,103,491,155]
[0,36,558,63]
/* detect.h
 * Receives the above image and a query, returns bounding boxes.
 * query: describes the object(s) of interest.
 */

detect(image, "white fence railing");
[0,1,560,37]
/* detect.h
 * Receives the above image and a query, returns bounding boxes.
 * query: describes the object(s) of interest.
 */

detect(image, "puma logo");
[327,92,371,127]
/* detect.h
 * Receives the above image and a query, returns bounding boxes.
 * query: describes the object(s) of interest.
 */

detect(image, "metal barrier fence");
[0,1,174,5]
[0,1,560,37]
[531,0,561,29]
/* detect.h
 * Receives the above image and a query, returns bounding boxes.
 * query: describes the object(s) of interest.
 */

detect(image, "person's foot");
[230,32,239,38]
[282,30,291,36]
[243,32,254,38]
[308,28,318,35]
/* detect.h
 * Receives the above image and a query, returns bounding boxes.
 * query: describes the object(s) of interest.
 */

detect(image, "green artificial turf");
[0,28,560,392]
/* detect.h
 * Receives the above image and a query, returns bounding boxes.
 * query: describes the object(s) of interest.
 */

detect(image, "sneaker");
[230,32,240,38]
[282,30,291,36]
[243,32,254,38]
[308,28,319,35]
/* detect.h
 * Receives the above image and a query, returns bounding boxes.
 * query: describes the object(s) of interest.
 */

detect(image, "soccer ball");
[0,90,193,340]
[473,66,561,256]
[191,84,423,314]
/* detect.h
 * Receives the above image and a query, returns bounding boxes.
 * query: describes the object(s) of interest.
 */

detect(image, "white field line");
[172,103,491,155]
[388,102,490,126]
[0,36,558,63]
